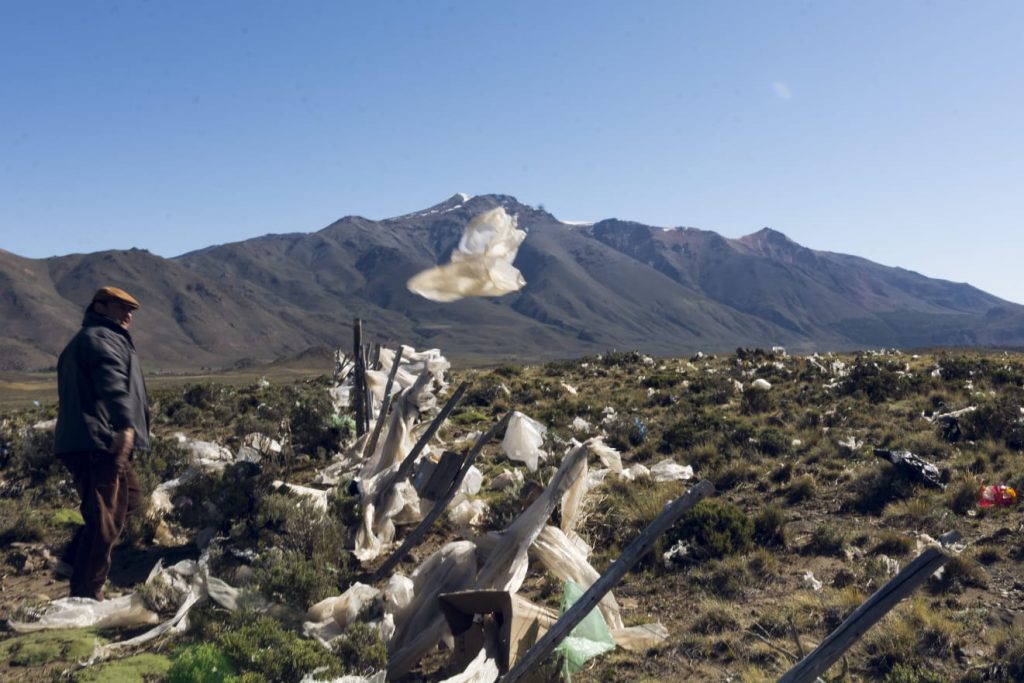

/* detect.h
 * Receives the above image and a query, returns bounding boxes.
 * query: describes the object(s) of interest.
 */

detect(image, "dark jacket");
[54,307,151,455]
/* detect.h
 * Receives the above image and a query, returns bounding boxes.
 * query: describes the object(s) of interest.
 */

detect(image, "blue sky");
[2,1,1022,303]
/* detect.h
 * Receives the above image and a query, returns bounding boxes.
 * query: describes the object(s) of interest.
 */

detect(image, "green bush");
[217,614,345,682]
[331,622,387,675]
[668,501,753,560]
[804,523,847,557]
[168,643,237,683]
[752,504,787,548]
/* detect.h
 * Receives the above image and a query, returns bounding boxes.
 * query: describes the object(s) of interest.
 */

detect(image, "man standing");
[54,286,150,600]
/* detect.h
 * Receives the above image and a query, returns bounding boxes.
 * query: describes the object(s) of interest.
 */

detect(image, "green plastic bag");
[553,581,616,678]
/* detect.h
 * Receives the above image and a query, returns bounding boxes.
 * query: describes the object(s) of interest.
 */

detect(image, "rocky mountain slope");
[2,193,1022,370]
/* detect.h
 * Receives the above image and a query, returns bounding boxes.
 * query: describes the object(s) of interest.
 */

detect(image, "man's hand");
[110,427,135,471]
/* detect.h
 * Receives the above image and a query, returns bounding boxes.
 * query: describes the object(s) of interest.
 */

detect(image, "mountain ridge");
[2,193,1022,371]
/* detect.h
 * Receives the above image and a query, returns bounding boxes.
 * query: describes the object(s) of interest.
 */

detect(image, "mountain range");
[3,193,1023,371]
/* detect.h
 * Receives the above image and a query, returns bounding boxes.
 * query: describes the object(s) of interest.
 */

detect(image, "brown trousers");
[59,451,142,600]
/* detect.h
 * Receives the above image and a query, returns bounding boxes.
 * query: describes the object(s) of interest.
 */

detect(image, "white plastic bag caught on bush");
[406,207,527,302]
[502,411,547,471]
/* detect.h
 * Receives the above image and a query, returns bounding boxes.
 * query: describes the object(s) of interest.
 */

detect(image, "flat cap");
[91,286,141,309]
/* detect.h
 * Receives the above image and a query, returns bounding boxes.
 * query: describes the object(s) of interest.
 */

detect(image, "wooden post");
[777,546,950,683]
[363,346,405,460]
[372,411,512,582]
[353,319,365,436]
[501,479,715,683]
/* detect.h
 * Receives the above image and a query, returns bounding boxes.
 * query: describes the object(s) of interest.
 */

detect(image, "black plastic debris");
[874,448,946,490]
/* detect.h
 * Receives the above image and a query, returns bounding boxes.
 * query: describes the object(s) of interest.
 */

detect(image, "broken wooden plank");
[777,546,950,683]
[373,411,512,582]
[363,346,405,460]
[501,479,715,683]
[419,450,468,500]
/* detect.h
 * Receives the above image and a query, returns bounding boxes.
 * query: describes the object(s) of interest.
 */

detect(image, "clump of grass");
[803,523,847,557]
[928,556,988,595]
[668,500,753,561]
[872,531,914,557]
[690,599,740,634]
[695,556,752,599]
[746,548,779,582]
[785,475,815,504]
[752,504,787,548]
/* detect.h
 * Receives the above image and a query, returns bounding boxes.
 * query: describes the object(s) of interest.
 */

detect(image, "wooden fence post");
[501,479,715,683]
[353,318,365,436]
[777,546,950,683]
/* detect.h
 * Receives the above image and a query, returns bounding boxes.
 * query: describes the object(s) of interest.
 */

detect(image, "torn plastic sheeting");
[610,622,670,652]
[388,541,479,680]
[301,671,387,683]
[622,463,650,481]
[272,481,330,512]
[383,574,414,615]
[650,460,694,482]
[489,469,522,491]
[570,416,590,432]
[501,411,547,471]
[406,207,527,302]
[554,580,616,677]
[560,453,588,536]
[358,371,431,480]
[474,443,588,594]
[332,582,382,630]
[530,525,623,631]
[437,636,499,683]
[9,594,160,633]
[449,499,489,527]
[355,467,424,563]
[589,439,622,474]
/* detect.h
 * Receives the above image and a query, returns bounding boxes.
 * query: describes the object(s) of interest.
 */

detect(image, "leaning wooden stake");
[363,346,404,460]
[777,546,950,683]
[353,318,366,436]
[372,410,512,581]
[501,479,715,683]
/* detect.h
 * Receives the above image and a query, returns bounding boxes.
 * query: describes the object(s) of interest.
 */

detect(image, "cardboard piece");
[439,590,558,672]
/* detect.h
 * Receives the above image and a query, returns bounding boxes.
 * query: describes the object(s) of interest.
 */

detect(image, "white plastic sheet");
[650,460,694,482]
[474,444,588,593]
[406,207,527,302]
[502,411,547,471]
[389,541,479,679]
[9,594,159,632]
[531,525,623,630]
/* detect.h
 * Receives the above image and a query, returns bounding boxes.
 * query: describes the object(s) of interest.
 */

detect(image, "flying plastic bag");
[553,580,616,677]
[407,207,527,302]
[502,411,547,471]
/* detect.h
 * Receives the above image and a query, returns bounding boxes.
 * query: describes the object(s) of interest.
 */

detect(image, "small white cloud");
[772,81,792,100]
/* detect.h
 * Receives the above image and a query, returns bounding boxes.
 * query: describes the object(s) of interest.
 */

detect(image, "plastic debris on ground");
[406,207,527,302]
[553,580,616,678]
[650,459,694,482]
[873,447,945,490]
[501,411,547,471]
[802,571,823,591]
